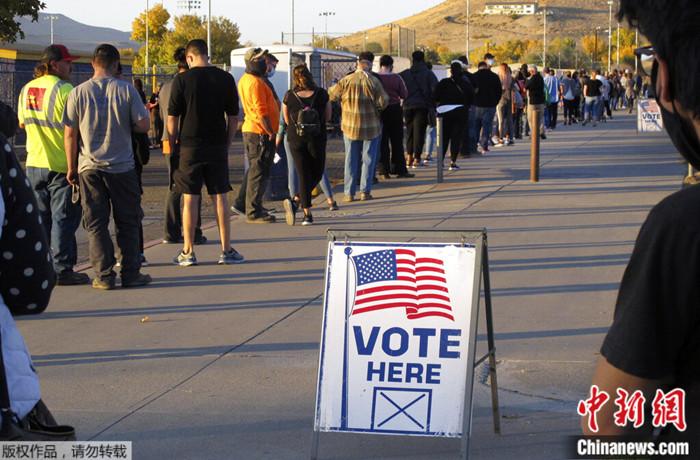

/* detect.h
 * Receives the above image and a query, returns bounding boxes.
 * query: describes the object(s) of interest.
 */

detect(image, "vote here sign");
[314,242,478,437]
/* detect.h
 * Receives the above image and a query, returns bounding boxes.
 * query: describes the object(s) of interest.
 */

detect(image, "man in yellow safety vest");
[18,44,89,286]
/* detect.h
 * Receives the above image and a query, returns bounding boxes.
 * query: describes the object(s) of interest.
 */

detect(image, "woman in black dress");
[282,65,332,226]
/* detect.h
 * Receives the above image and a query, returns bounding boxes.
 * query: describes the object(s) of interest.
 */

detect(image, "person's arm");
[324,101,332,123]
[129,84,150,133]
[282,101,290,126]
[167,115,180,155]
[226,115,238,149]
[398,76,408,101]
[17,87,25,130]
[64,125,79,186]
[583,357,664,436]
[583,83,589,98]
[62,92,79,185]
[224,74,240,148]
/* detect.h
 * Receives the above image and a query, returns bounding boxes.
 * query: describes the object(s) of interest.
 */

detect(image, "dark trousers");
[513,108,524,138]
[79,169,142,281]
[289,138,326,209]
[441,107,467,163]
[26,167,81,274]
[379,104,408,175]
[546,102,559,128]
[164,153,202,241]
[235,133,275,219]
[404,107,429,162]
[563,99,576,122]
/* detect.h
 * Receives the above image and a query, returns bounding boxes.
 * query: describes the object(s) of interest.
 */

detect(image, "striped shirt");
[329,69,388,141]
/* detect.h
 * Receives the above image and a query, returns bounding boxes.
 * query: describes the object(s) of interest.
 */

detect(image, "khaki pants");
[528,104,545,135]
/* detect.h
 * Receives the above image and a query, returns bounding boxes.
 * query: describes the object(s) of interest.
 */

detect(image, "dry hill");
[338,0,621,54]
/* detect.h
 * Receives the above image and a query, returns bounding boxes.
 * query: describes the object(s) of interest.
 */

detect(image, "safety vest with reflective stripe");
[18,75,74,173]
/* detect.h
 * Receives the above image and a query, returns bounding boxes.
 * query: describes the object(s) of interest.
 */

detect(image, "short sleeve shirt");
[283,88,329,144]
[601,186,700,443]
[583,78,602,97]
[18,75,73,173]
[63,77,148,174]
[168,66,239,148]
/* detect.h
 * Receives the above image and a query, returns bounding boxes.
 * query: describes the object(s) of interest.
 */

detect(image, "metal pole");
[594,29,598,68]
[616,22,620,68]
[291,0,295,46]
[530,107,540,182]
[634,29,639,73]
[50,17,55,44]
[207,0,211,60]
[436,115,444,183]
[608,0,612,73]
[543,7,547,67]
[145,0,149,75]
[466,0,470,57]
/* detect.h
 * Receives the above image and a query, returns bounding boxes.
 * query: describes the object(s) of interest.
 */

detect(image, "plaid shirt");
[329,69,388,141]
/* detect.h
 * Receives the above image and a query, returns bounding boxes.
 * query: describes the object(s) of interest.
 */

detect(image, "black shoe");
[247,213,276,224]
[57,271,90,286]
[301,215,314,226]
[540,133,547,140]
[194,235,208,245]
[396,172,415,178]
[122,273,152,288]
[328,201,339,211]
[381,173,391,180]
[231,204,245,216]
[162,237,183,244]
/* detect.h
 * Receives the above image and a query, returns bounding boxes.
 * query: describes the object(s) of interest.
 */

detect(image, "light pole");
[45,15,59,44]
[291,0,295,46]
[465,0,470,57]
[607,0,613,73]
[594,26,602,68]
[543,6,547,67]
[319,11,335,49]
[177,1,208,57]
[616,21,620,68]
[364,33,368,51]
[634,28,639,73]
[145,0,149,75]
[541,8,553,67]
[207,0,211,59]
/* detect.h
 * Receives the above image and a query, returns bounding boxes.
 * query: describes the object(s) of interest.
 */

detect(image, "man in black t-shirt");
[167,39,244,267]
[525,64,546,140]
[582,69,603,126]
[583,0,700,449]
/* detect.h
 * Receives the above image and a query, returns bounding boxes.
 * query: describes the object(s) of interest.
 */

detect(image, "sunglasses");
[634,46,655,78]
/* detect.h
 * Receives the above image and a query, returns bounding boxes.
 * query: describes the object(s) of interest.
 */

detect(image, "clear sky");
[42,0,445,44]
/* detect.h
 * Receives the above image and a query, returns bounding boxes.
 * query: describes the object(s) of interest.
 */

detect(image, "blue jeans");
[26,167,82,274]
[471,107,497,150]
[284,134,333,200]
[424,125,436,158]
[584,96,600,122]
[344,136,379,197]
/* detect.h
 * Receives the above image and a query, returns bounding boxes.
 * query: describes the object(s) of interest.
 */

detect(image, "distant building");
[483,2,538,15]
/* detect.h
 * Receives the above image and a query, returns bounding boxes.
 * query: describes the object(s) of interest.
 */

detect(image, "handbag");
[0,330,76,441]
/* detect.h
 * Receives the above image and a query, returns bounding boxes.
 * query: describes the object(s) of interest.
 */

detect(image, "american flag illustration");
[350,249,454,321]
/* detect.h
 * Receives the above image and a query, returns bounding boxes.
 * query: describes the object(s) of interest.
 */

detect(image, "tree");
[131,3,170,72]
[0,0,45,43]
[547,37,577,68]
[365,42,383,54]
[582,34,607,68]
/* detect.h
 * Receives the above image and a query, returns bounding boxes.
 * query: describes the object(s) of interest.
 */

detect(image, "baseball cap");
[41,44,78,63]
[244,47,268,63]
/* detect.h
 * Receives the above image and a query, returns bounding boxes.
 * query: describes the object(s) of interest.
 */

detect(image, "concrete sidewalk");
[17,113,683,459]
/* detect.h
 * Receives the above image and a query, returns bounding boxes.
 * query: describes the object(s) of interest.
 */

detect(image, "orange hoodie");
[238,73,280,135]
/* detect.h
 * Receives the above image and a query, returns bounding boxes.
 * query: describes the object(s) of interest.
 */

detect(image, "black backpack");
[292,90,321,137]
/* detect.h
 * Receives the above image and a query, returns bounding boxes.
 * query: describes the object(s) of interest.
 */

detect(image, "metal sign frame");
[311,228,500,460]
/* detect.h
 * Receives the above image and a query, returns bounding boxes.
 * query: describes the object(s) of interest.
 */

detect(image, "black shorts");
[174,145,231,195]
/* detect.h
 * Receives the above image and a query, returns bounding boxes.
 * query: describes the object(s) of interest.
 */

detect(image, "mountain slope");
[338,0,620,53]
[6,13,136,54]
